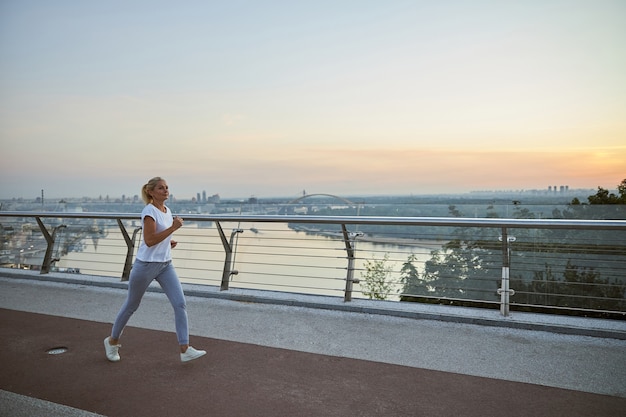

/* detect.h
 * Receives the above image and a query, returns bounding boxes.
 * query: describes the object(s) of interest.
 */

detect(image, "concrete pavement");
[1,270,625,416]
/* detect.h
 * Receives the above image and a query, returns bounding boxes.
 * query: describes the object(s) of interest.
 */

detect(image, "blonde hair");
[141,177,165,204]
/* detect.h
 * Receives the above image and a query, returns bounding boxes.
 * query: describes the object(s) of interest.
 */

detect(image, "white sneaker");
[104,336,121,362]
[181,346,206,363]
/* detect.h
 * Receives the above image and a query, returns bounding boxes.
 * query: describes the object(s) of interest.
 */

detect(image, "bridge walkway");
[1,272,625,416]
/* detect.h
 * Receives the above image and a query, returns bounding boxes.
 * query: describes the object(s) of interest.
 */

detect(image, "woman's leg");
[110,260,157,341]
[156,262,189,347]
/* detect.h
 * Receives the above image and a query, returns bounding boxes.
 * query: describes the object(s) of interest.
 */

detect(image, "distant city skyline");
[0,183,602,202]
[1,1,624,200]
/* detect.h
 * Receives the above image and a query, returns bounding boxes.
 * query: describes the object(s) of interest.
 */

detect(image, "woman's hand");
[172,216,184,230]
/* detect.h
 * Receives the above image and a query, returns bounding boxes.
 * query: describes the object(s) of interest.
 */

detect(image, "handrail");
[2,211,624,230]
[1,211,625,317]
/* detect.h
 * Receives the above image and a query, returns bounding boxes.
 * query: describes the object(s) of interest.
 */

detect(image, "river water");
[57,222,441,300]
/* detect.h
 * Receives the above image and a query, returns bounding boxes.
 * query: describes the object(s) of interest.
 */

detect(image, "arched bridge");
[286,193,355,205]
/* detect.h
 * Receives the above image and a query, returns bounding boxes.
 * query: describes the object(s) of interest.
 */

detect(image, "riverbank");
[289,224,445,249]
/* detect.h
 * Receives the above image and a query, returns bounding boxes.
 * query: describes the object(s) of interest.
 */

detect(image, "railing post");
[216,221,243,291]
[117,219,142,281]
[36,217,66,274]
[497,227,516,316]
[341,224,362,302]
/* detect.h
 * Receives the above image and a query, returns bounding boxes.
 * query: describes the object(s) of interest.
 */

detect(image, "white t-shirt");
[135,204,173,262]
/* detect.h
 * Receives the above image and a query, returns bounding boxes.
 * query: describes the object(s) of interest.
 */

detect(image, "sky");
[1,0,625,200]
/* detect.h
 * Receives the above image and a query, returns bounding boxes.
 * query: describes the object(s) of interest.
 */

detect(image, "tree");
[402,204,501,301]
[360,254,395,300]
[420,238,499,300]
[405,196,626,316]
[510,260,625,313]
[399,254,420,295]
[554,179,626,220]
[588,179,626,204]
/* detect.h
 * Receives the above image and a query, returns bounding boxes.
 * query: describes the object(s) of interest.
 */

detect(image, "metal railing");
[1,211,625,317]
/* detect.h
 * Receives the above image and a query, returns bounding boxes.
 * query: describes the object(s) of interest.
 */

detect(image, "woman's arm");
[143,216,183,247]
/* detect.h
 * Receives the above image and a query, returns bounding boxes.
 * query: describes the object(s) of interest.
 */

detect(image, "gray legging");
[111,260,189,345]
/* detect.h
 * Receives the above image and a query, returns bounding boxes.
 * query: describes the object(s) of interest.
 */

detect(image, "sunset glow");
[1,1,624,199]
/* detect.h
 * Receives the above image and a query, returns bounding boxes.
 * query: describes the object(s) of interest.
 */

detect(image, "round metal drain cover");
[47,347,68,355]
